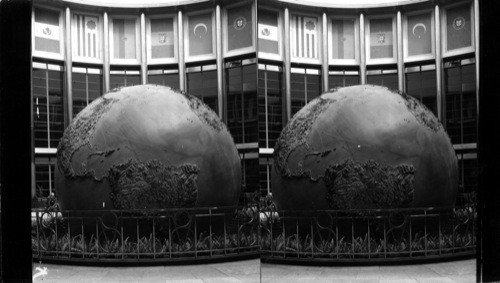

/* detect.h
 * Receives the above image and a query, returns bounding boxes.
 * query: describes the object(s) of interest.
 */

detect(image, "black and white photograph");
[1,0,499,282]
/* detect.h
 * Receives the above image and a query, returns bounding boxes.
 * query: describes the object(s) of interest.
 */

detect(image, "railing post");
[152,218,156,259]
[96,219,99,259]
[424,209,428,256]
[136,218,139,259]
[368,218,371,258]
[296,217,299,258]
[209,208,213,257]
[223,212,227,255]
[194,215,198,258]
[310,216,314,259]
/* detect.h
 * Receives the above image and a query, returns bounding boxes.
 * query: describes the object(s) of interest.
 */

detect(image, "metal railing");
[32,205,259,264]
[259,206,476,264]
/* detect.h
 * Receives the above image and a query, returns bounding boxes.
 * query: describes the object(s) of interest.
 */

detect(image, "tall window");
[290,67,321,117]
[328,68,360,89]
[186,11,215,60]
[444,58,476,145]
[110,17,140,62]
[32,63,65,149]
[258,9,281,60]
[33,7,63,59]
[258,64,283,149]
[72,66,103,117]
[186,64,218,114]
[226,59,258,144]
[291,14,320,63]
[367,17,396,63]
[443,3,474,55]
[72,12,101,62]
[147,68,179,89]
[404,12,434,60]
[366,67,398,90]
[225,3,254,56]
[147,16,177,63]
[405,64,437,116]
[330,17,358,64]
[110,69,141,89]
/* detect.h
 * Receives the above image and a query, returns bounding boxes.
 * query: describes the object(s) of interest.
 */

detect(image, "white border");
[257,6,284,62]
[403,9,435,62]
[184,9,216,63]
[441,1,475,58]
[109,15,141,65]
[223,1,256,58]
[146,14,178,65]
[32,5,65,61]
[328,14,359,65]
[365,14,397,65]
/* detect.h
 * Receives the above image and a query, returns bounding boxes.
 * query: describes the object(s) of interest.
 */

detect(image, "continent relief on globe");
[55,85,241,211]
[272,85,458,211]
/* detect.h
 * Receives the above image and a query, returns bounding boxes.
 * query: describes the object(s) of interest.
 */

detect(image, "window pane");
[188,13,213,56]
[72,72,87,116]
[34,8,60,54]
[258,67,283,148]
[110,74,126,89]
[150,18,175,59]
[125,74,141,86]
[407,13,432,56]
[446,4,472,51]
[370,18,393,59]
[48,70,65,148]
[35,163,55,198]
[291,73,305,117]
[291,15,319,59]
[88,73,103,101]
[187,69,218,113]
[33,68,48,148]
[306,74,321,102]
[113,19,137,59]
[242,158,259,194]
[344,75,359,86]
[258,10,279,54]
[332,19,355,60]
[148,73,179,89]
[74,14,100,59]
[462,64,476,143]
[227,67,243,143]
[227,4,253,51]
[243,64,258,143]
[383,73,398,90]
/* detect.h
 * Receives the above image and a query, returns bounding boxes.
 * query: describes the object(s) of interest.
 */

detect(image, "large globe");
[272,85,458,211]
[55,85,241,212]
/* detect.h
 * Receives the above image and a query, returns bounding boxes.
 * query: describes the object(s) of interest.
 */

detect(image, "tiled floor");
[32,259,475,282]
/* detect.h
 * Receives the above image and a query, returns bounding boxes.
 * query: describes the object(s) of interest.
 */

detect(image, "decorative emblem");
[377,33,385,44]
[412,23,427,38]
[234,16,246,30]
[341,36,346,42]
[158,33,167,43]
[86,20,96,30]
[305,20,316,31]
[43,27,52,36]
[453,17,466,30]
[121,37,127,41]
[193,23,208,38]
[261,28,270,37]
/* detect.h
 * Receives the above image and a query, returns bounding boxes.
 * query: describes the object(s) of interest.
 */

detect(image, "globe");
[272,85,458,211]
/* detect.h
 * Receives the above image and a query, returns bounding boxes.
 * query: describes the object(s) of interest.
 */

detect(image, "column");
[284,7,291,122]
[359,13,366,84]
